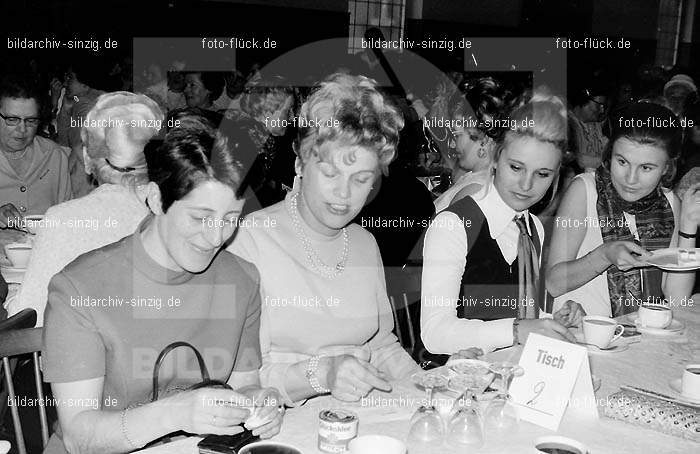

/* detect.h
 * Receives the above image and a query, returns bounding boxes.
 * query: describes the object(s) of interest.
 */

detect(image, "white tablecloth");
[139,304,700,454]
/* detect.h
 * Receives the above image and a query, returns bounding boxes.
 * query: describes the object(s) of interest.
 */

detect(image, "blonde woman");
[228,73,420,405]
[421,91,584,355]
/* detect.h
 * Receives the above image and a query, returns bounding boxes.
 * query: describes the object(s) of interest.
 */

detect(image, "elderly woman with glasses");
[569,83,609,172]
[5,92,161,325]
[0,75,72,226]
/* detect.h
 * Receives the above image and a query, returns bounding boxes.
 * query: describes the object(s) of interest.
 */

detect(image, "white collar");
[474,180,531,239]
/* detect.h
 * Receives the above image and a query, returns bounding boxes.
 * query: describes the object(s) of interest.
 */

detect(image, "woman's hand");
[320,355,392,402]
[0,203,22,229]
[448,348,484,362]
[50,78,63,110]
[165,388,251,436]
[600,241,651,271]
[679,182,700,232]
[241,387,284,439]
[553,300,586,327]
[517,319,577,344]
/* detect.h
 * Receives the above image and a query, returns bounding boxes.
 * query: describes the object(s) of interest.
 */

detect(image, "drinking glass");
[484,362,523,436]
[408,404,445,444]
[408,372,448,444]
[446,389,485,449]
[411,371,448,408]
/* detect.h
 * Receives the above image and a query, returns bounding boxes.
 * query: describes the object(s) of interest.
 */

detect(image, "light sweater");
[7,184,149,325]
[227,192,419,405]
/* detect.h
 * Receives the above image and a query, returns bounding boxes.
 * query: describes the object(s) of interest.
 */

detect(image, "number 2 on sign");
[526,381,545,406]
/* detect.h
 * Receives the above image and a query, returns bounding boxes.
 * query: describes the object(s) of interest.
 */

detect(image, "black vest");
[444,196,541,321]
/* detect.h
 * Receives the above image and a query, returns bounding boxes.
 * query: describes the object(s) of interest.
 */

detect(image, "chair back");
[386,265,422,357]
[0,309,47,454]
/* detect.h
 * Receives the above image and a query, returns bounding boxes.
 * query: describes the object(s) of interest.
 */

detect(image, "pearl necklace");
[288,191,349,279]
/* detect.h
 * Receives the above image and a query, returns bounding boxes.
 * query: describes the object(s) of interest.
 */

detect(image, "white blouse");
[421,181,545,354]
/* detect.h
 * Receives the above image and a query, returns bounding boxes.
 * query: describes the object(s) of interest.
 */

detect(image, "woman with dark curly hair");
[431,77,509,212]
[183,71,225,111]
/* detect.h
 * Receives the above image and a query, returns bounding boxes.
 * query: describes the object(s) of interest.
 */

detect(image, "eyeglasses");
[589,98,607,110]
[0,112,41,128]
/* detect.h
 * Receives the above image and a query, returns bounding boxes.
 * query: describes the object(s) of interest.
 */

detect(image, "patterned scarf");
[595,166,674,316]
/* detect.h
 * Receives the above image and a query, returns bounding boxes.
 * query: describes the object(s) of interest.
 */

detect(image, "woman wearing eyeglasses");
[0,75,72,226]
[569,82,609,172]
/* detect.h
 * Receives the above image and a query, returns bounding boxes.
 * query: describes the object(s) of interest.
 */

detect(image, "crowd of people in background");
[1,40,700,451]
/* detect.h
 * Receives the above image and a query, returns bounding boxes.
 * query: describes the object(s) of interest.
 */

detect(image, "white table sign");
[509,333,598,431]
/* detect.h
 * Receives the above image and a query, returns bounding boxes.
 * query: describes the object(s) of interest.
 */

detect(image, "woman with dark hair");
[183,72,225,111]
[432,77,509,212]
[547,102,700,316]
[56,58,110,197]
[677,99,700,180]
[568,81,609,172]
[42,114,284,453]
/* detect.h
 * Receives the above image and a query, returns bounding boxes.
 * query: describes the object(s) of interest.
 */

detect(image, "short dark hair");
[69,58,110,91]
[145,112,243,212]
[185,72,225,104]
[604,101,682,187]
[0,74,43,109]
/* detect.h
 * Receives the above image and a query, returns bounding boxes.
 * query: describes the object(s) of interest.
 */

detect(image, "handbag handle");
[151,341,215,401]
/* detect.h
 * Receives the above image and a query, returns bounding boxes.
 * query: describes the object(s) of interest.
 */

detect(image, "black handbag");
[151,341,231,401]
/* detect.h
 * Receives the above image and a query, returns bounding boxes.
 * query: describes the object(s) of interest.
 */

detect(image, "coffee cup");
[681,364,700,400]
[534,435,589,454]
[582,315,624,348]
[4,242,33,268]
[348,435,406,454]
[637,304,672,329]
[238,441,302,454]
[23,215,45,234]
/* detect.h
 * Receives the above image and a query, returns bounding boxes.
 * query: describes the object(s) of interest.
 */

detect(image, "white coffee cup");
[4,242,33,268]
[582,315,624,348]
[681,364,700,400]
[238,441,302,454]
[637,304,673,329]
[533,435,589,454]
[348,435,406,454]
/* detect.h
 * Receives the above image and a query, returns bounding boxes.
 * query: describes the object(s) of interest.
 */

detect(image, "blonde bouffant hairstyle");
[81,91,163,187]
[295,73,404,175]
[495,87,568,205]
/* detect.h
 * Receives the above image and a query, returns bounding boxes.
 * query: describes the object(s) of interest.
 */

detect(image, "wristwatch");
[306,355,330,394]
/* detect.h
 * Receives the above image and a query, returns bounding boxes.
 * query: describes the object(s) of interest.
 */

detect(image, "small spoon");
[576,341,623,351]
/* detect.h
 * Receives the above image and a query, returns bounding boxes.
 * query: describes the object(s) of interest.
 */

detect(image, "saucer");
[584,340,629,354]
[0,264,26,284]
[575,332,631,354]
[669,379,700,406]
[646,247,700,271]
[631,317,685,336]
